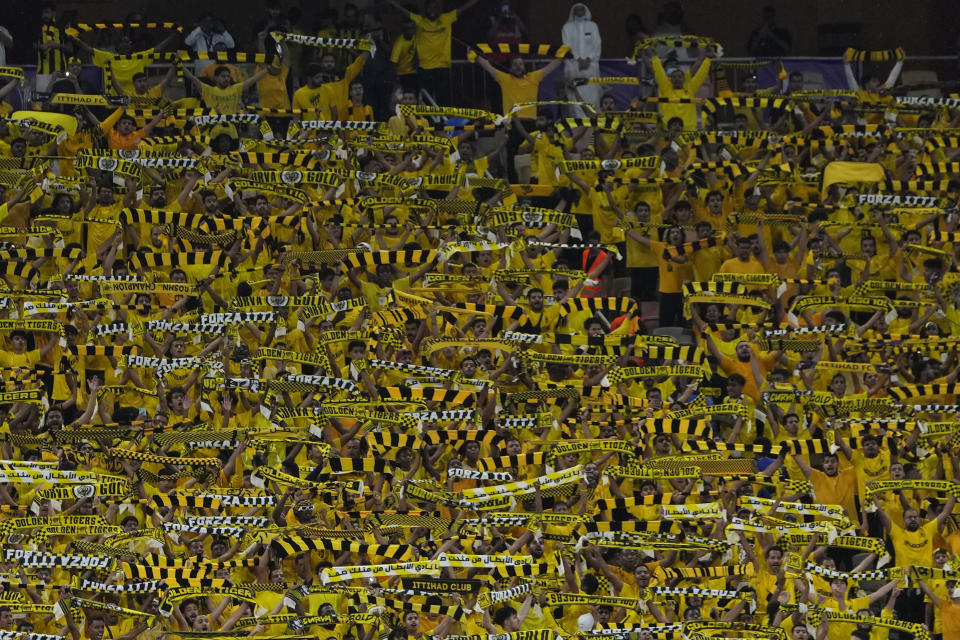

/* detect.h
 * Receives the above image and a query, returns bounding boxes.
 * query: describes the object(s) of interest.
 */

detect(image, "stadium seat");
[514,154,531,184]
[901,69,941,97]
[801,70,826,91]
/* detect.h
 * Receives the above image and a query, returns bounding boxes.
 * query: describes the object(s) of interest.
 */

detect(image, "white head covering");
[577,613,595,632]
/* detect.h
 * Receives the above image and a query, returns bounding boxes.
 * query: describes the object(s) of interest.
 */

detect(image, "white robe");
[561,3,602,114]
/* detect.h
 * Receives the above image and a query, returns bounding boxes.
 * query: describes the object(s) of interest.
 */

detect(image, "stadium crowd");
[0,2,959,640]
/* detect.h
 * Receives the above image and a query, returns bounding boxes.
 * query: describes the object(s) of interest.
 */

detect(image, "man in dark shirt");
[747,6,792,57]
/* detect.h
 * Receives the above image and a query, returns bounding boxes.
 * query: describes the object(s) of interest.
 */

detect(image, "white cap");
[577,614,595,632]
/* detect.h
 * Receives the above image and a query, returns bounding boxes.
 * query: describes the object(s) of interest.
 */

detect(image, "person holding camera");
[185,14,235,75]
[487,2,527,65]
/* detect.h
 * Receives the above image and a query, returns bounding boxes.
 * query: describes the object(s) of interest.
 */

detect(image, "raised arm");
[157,63,178,93]
[475,55,499,81]
[872,491,893,531]
[387,0,413,17]
[180,62,204,93]
[542,57,564,76]
[142,108,164,137]
[883,58,905,89]
[68,35,94,54]
[650,55,670,92]
[867,579,899,606]
[918,578,941,607]
[790,452,813,479]
[241,66,271,92]
[0,77,18,102]
[936,489,957,531]
[456,0,481,15]
[703,331,723,362]
[843,58,860,90]
[688,55,712,92]
[100,106,124,132]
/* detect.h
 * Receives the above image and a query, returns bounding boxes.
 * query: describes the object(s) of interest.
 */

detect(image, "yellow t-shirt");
[411,10,457,69]
[359,280,390,312]
[651,55,711,130]
[345,104,374,122]
[256,65,291,110]
[388,114,430,136]
[650,241,692,294]
[496,69,543,117]
[200,82,245,114]
[292,84,326,116]
[320,56,367,119]
[391,35,417,75]
[824,595,870,640]
[851,449,890,499]
[890,519,938,567]
[94,48,153,94]
[0,348,41,368]
[86,202,124,259]
[531,133,565,185]
[692,244,726,281]
[941,599,960,638]
[719,255,766,276]
[809,466,858,524]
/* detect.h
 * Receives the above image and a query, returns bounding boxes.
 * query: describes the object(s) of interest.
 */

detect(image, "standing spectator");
[843,47,904,102]
[0,24,12,66]
[256,32,292,138]
[107,68,174,131]
[487,2,527,64]
[109,66,177,108]
[337,4,365,69]
[49,57,94,96]
[182,64,269,114]
[184,15,235,75]
[69,31,178,95]
[388,88,429,135]
[746,6,792,57]
[645,46,714,131]
[83,107,165,151]
[35,3,67,92]
[391,19,418,93]
[874,486,957,628]
[362,25,394,120]
[292,50,370,121]
[475,54,562,182]
[344,80,374,122]
[255,32,291,110]
[199,43,242,85]
[562,3,602,114]
[387,0,481,106]
[475,55,562,120]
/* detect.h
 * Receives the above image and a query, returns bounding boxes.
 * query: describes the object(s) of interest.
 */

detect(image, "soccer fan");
[0,8,956,640]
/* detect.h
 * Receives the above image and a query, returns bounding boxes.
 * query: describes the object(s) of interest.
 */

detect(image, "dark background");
[1,0,956,64]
